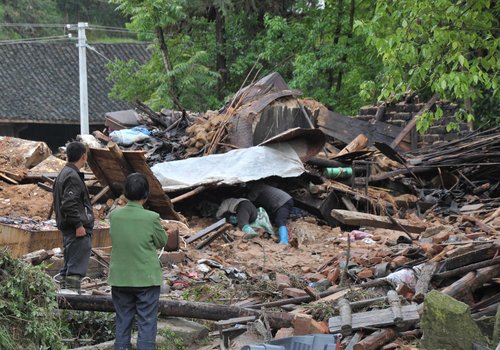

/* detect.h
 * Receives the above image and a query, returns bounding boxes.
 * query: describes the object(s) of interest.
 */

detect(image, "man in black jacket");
[53,141,94,293]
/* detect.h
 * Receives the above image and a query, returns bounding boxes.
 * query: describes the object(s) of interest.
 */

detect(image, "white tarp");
[151,143,305,191]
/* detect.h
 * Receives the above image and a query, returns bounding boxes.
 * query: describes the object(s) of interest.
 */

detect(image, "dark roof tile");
[0,42,150,124]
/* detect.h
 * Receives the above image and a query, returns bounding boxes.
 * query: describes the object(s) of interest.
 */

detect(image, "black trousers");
[59,231,92,277]
[236,200,257,229]
[273,198,294,227]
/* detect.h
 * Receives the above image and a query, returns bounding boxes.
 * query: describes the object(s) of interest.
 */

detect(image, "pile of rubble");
[0,73,499,349]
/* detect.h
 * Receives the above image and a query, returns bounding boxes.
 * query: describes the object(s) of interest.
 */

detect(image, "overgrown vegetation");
[0,248,67,349]
[0,249,115,349]
[158,329,187,350]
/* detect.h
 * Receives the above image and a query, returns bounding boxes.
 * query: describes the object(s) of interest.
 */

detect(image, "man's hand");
[76,226,87,237]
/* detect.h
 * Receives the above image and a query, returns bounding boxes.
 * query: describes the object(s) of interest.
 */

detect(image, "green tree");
[108,0,219,112]
[356,0,500,130]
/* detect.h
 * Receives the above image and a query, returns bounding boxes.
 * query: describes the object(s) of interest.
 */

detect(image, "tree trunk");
[336,0,355,92]
[155,26,184,113]
[57,294,294,329]
[215,7,228,100]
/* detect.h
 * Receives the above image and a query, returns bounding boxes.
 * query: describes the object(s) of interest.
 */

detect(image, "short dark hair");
[66,142,87,163]
[124,172,149,201]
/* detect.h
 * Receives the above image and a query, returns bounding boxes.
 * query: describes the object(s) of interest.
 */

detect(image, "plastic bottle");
[324,167,353,179]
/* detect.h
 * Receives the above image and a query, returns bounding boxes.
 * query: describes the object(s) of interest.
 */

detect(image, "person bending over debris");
[216,198,258,239]
[53,141,94,294]
[108,172,167,350]
[247,183,293,245]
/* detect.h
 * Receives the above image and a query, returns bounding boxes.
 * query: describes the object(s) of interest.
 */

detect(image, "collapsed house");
[0,72,499,349]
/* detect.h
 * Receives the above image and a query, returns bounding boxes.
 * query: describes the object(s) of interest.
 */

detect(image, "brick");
[432,230,451,244]
[390,256,408,269]
[274,327,294,339]
[276,273,291,291]
[303,272,327,282]
[327,268,340,284]
[396,283,414,300]
[160,251,185,265]
[369,256,383,264]
[292,314,329,335]
[283,288,308,298]
[301,266,312,273]
[357,268,374,279]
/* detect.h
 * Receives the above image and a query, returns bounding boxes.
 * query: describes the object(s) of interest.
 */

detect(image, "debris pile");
[0,73,499,349]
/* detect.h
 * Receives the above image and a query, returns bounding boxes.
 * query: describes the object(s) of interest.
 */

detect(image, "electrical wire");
[0,23,67,28]
[0,35,72,46]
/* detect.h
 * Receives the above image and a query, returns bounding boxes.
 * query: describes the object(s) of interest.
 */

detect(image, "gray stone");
[157,317,209,346]
[72,317,209,350]
[421,290,490,350]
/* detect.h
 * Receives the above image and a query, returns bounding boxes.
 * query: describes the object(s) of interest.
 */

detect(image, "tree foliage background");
[1,0,498,128]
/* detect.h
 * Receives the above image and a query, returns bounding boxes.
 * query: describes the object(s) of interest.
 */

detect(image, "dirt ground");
[0,181,53,220]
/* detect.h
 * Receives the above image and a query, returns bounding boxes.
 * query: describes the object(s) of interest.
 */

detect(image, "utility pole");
[67,22,89,135]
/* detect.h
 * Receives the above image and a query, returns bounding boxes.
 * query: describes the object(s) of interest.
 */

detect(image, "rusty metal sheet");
[259,127,325,162]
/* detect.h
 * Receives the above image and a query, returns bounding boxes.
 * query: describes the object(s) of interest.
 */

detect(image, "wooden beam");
[329,305,419,333]
[91,185,110,205]
[353,328,398,350]
[57,294,293,329]
[330,209,426,233]
[196,223,233,249]
[337,134,368,157]
[108,143,134,176]
[413,261,438,303]
[171,186,206,204]
[186,218,227,244]
[390,93,439,149]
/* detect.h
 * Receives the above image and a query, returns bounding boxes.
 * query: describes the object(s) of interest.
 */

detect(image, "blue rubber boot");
[278,226,289,245]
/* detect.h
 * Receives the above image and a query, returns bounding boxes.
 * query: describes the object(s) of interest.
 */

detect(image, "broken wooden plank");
[317,111,411,150]
[353,328,398,350]
[339,298,352,335]
[90,185,110,205]
[387,290,403,328]
[186,218,226,244]
[196,223,233,249]
[328,304,419,333]
[336,134,368,157]
[171,186,206,204]
[439,244,498,271]
[331,209,426,233]
[434,257,500,281]
[441,265,500,302]
[413,261,438,303]
[87,147,180,221]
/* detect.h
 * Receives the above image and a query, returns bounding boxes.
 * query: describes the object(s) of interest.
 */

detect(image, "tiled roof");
[0,42,150,124]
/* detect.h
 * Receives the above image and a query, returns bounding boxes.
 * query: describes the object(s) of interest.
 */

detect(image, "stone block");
[159,251,185,265]
[275,273,291,290]
[283,288,308,298]
[421,290,490,350]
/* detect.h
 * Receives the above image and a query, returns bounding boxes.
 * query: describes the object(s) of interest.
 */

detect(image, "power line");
[0,23,67,28]
[87,27,153,35]
[0,35,72,46]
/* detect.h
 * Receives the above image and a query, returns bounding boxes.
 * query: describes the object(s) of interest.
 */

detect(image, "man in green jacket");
[108,173,167,350]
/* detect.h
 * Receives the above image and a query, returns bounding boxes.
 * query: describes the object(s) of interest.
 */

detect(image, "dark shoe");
[65,275,81,294]
[53,273,66,288]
